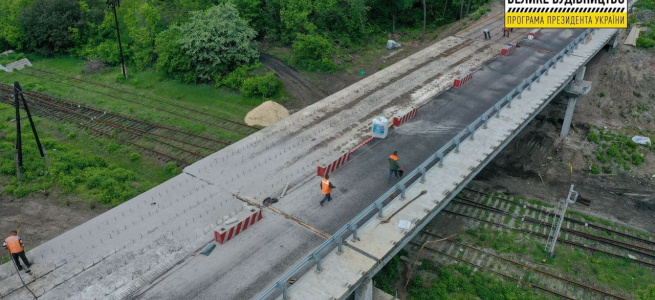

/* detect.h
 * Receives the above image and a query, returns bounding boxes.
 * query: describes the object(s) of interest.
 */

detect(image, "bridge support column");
[354,277,373,300]
[560,96,578,138]
[561,66,591,138]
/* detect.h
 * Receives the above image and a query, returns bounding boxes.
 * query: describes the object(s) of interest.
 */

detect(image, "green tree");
[279,0,316,44]
[220,0,266,35]
[178,3,259,82]
[0,0,35,49]
[18,0,88,55]
[292,34,338,72]
[313,0,369,46]
[123,1,161,70]
[154,27,194,83]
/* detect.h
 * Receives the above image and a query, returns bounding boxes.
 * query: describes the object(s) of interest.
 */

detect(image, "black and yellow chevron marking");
[507,7,626,12]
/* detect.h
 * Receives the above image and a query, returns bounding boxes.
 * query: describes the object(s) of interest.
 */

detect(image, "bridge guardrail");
[256,28,594,300]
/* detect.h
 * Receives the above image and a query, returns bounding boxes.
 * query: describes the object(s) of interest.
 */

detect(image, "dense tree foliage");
[19,0,93,55]
[178,3,259,82]
[1,0,489,88]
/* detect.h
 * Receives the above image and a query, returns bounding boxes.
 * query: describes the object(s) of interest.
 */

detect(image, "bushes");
[636,37,655,48]
[219,63,283,97]
[292,34,339,72]
[240,72,283,97]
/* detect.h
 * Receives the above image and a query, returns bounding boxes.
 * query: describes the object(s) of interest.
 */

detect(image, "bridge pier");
[354,277,373,300]
[561,66,591,138]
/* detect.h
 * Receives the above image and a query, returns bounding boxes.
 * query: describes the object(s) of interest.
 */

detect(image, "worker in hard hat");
[4,230,32,273]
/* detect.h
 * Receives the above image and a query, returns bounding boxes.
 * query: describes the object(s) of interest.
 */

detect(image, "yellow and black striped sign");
[505,0,627,28]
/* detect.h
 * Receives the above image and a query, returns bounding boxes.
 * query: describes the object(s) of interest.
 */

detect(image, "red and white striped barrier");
[214,208,263,244]
[501,43,517,56]
[392,108,418,127]
[317,151,351,177]
[453,73,473,88]
[527,29,540,40]
[351,136,374,153]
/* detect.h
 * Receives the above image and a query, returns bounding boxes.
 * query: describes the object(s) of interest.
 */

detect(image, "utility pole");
[13,82,49,181]
[107,0,127,78]
[545,184,578,257]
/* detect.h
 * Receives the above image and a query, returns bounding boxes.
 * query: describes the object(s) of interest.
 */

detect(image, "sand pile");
[244,101,289,127]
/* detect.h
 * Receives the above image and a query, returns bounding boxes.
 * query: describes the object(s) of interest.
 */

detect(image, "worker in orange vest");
[319,174,336,206]
[388,151,402,183]
[3,230,31,273]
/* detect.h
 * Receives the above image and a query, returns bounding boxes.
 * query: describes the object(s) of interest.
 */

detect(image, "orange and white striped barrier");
[527,29,540,40]
[453,73,473,88]
[214,208,263,244]
[351,136,374,153]
[392,107,418,127]
[317,151,351,177]
[501,43,517,56]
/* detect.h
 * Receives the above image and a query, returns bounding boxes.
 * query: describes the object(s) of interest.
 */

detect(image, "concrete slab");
[624,26,641,46]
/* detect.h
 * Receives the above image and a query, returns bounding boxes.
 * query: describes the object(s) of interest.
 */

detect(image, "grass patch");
[0,55,265,143]
[407,264,548,300]
[586,126,651,175]
[0,104,177,206]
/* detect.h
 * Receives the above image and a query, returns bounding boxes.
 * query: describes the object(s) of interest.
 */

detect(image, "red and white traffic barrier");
[527,29,540,40]
[351,136,374,153]
[501,43,517,56]
[214,208,263,244]
[317,151,351,177]
[453,73,473,88]
[392,107,418,127]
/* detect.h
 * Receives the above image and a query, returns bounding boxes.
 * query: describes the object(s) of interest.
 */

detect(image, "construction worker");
[483,28,491,40]
[502,27,510,37]
[319,174,336,206]
[4,230,31,273]
[388,151,402,183]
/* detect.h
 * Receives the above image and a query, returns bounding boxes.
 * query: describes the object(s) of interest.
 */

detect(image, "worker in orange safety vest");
[319,174,336,206]
[388,151,402,183]
[3,230,31,273]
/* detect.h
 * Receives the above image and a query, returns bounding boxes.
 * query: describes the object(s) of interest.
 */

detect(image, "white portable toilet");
[372,116,389,139]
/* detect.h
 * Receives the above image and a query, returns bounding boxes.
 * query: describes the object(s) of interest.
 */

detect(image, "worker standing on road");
[320,174,336,206]
[502,27,510,37]
[388,151,402,183]
[4,230,32,273]
[483,28,491,40]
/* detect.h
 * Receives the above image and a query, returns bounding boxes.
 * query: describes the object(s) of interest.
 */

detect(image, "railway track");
[436,189,655,270]
[2,84,227,166]
[20,68,259,136]
[463,187,655,251]
[409,230,630,300]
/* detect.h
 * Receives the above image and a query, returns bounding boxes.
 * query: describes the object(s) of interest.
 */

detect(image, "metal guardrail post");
[467,125,475,140]
[454,138,460,153]
[482,115,488,129]
[376,202,384,218]
[398,183,406,199]
[507,96,513,108]
[349,223,358,240]
[437,151,444,167]
[419,167,427,183]
[312,253,323,272]
[494,103,501,118]
[336,236,343,254]
[277,282,288,300]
